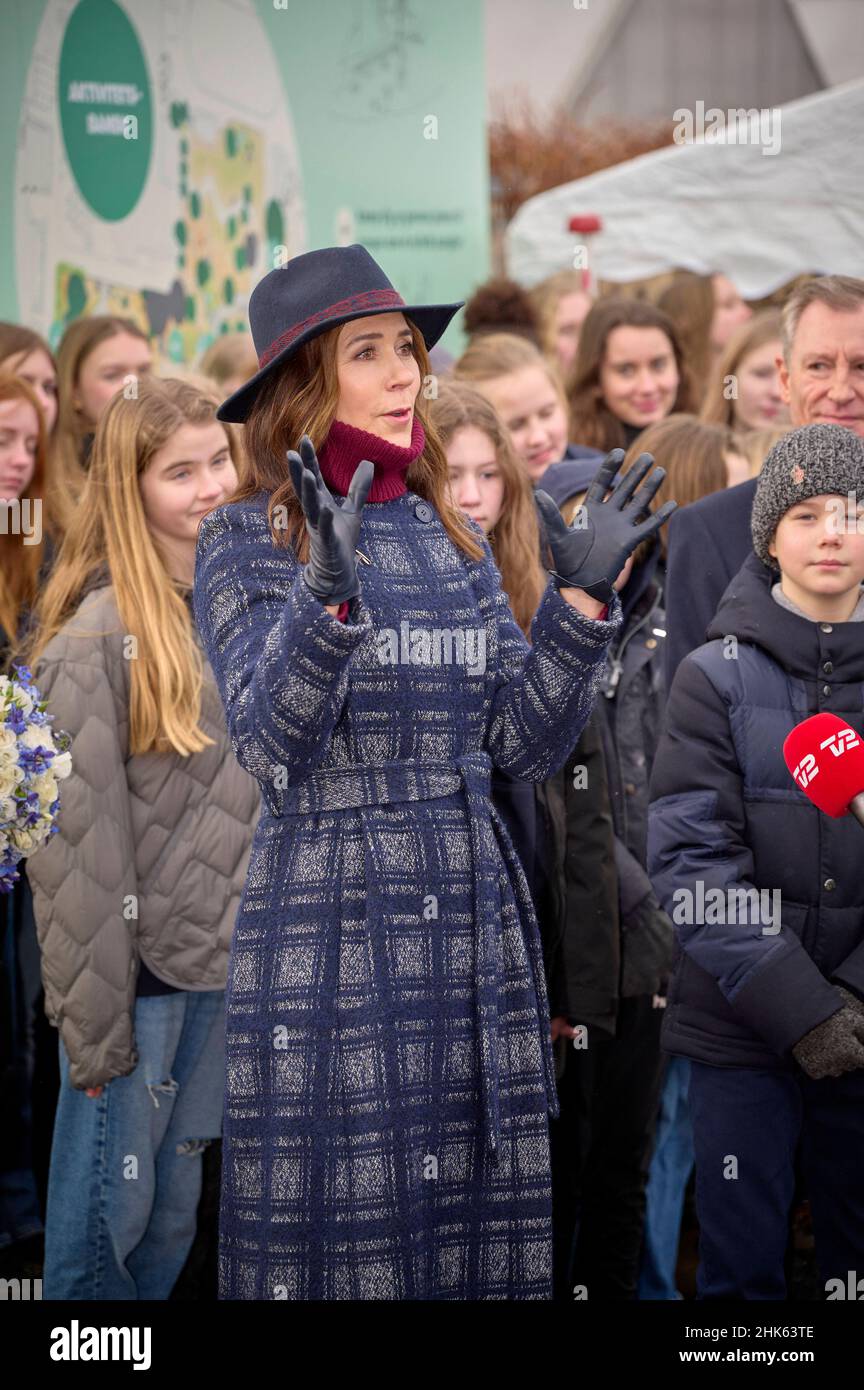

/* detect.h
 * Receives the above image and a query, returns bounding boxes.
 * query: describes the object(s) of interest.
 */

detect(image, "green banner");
[1,0,488,363]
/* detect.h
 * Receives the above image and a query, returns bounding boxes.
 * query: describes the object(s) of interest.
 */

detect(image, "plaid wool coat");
[193,485,622,1300]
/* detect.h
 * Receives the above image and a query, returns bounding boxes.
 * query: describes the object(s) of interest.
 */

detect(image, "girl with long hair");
[700,310,790,433]
[429,378,546,636]
[613,414,740,565]
[53,315,153,532]
[0,375,58,660]
[23,377,259,1299]
[656,270,752,409]
[193,244,674,1301]
[0,325,59,441]
[568,299,692,454]
[528,269,594,379]
[453,331,596,483]
[0,373,60,1259]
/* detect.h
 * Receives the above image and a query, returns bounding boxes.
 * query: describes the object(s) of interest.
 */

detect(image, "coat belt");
[273,750,559,1162]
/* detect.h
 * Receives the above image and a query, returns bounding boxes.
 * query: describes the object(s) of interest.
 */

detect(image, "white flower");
[10,826,36,853]
[52,750,73,780]
[28,819,52,848]
[0,765,19,799]
[0,746,18,773]
[13,690,34,717]
[0,727,17,754]
[0,795,16,823]
[20,724,52,750]
[31,771,58,810]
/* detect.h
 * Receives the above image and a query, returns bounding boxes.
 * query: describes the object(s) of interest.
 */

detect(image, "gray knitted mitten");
[837,985,864,1019]
[792,1004,864,1080]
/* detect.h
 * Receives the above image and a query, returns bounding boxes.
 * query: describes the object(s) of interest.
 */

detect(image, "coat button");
[414,501,433,522]
[824,878,837,892]
[624,782,637,795]
[823,661,834,675]
[820,623,833,633]
[822,684,832,697]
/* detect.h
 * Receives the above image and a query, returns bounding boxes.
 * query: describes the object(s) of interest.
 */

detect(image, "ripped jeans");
[44,989,225,1300]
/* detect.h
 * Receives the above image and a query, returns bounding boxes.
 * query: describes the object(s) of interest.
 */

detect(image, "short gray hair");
[781,274,864,362]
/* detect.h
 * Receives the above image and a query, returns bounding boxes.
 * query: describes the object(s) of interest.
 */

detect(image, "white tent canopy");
[505,80,864,298]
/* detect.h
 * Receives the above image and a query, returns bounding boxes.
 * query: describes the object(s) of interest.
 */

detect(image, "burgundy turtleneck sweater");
[314,414,607,624]
[318,415,425,502]
[317,415,426,620]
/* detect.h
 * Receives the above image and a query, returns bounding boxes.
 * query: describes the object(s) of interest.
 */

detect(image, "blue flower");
[11,664,35,689]
[6,705,27,735]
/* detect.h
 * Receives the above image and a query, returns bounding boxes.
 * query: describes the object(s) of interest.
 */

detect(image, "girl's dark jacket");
[594,544,675,1001]
[533,711,619,1039]
[648,552,864,1070]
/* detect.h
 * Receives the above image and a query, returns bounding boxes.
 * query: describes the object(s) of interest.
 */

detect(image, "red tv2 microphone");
[783,712,864,828]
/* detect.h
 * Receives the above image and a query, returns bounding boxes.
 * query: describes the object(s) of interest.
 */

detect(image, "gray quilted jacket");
[26,580,260,1090]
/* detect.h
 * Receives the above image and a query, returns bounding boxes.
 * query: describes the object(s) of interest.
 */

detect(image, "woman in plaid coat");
[194,245,674,1300]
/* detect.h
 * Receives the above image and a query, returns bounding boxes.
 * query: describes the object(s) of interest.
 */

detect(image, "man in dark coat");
[664,274,864,685]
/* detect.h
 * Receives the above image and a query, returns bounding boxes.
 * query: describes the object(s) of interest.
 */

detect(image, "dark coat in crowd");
[594,543,675,1000]
[663,477,759,685]
[534,712,620,1040]
[648,551,864,1070]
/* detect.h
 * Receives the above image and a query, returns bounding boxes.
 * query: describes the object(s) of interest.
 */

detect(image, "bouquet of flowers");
[0,663,72,892]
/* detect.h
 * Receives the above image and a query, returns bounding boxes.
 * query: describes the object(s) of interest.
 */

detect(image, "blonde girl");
[453,332,572,482]
[700,310,790,433]
[23,377,259,1300]
[528,269,594,377]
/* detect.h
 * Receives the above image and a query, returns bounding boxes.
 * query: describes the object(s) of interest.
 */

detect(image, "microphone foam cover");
[783,712,864,817]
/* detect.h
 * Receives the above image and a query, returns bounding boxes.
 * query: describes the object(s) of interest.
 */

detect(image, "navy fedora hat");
[216,243,464,423]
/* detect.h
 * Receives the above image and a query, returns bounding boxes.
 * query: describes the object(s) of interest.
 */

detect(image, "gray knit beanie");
[751,423,864,567]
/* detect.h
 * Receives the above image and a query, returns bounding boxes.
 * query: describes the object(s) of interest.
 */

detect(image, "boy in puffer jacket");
[648,424,864,1300]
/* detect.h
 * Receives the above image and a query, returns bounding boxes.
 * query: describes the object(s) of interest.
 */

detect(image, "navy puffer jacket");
[648,552,864,1070]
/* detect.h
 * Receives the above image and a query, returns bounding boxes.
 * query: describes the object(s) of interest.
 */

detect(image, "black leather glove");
[534,450,678,604]
[791,1003,864,1079]
[286,434,373,605]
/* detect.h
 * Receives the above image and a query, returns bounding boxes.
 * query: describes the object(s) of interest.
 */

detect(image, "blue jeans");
[44,989,225,1300]
[637,1056,694,1299]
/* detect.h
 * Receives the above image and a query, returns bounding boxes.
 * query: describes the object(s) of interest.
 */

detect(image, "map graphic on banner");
[15,0,306,363]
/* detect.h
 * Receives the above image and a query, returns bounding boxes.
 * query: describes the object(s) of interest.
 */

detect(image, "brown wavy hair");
[229,317,485,566]
[428,379,546,638]
[0,375,56,656]
[25,377,241,755]
[568,299,693,452]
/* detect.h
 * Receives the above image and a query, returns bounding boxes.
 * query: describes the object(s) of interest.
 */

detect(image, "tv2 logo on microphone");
[792,727,861,790]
